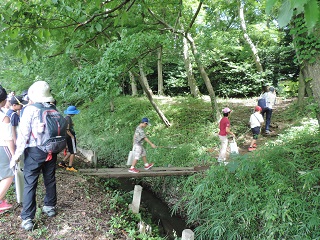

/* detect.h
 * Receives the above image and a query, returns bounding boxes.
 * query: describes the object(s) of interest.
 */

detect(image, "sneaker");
[144,163,154,170]
[42,206,56,217]
[66,166,78,172]
[128,168,139,173]
[265,130,271,134]
[248,147,255,152]
[0,200,12,211]
[58,162,67,168]
[21,219,34,231]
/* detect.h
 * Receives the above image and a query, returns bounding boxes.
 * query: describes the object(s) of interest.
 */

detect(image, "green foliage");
[278,80,299,97]
[175,118,320,239]
[290,15,320,65]
[75,95,219,168]
[267,0,320,32]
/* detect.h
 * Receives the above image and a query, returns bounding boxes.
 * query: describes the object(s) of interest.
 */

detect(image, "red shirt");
[219,117,230,136]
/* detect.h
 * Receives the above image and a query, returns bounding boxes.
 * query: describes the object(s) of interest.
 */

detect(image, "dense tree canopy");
[0,0,306,114]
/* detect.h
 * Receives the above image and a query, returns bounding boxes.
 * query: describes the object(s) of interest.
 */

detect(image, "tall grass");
[175,119,320,239]
[75,95,220,167]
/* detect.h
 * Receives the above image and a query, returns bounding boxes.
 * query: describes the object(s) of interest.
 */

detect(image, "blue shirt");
[6,109,20,127]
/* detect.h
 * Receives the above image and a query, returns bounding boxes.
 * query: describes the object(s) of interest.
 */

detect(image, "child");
[6,95,26,145]
[0,86,15,214]
[248,106,264,151]
[218,108,235,163]
[58,106,80,172]
[129,118,156,173]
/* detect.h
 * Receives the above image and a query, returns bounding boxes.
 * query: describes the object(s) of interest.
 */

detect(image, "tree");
[266,0,320,123]
[239,0,263,72]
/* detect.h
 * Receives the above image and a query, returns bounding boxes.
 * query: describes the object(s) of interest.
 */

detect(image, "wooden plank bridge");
[79,166,209,178]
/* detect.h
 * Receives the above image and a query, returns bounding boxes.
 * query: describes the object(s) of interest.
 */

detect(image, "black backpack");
[32,103,67,154]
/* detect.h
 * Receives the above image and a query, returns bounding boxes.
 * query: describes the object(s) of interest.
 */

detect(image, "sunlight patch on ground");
[267,118,318,146]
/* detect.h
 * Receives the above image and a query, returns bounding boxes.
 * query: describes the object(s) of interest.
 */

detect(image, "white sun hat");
[28,81,55,103]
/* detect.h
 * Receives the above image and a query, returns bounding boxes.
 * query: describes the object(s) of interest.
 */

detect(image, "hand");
[10,157,19,171]
[151,143,156,149]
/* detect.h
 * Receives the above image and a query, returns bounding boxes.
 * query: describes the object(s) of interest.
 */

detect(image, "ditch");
[117,178,189,239]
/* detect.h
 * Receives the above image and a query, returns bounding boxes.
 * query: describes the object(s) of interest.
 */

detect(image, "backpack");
[32,103,67,155]
[258,98,266,109]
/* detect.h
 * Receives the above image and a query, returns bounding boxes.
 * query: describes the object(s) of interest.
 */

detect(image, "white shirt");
[0,110,13,146]
[260,91,276,109]
[12,105,41,161]
[250,112,264,128]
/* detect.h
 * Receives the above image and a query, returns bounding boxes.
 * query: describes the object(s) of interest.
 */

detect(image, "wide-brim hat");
[28,81,55,103]
[64,106,80,115]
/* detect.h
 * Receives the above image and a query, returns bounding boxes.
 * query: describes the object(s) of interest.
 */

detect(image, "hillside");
[0,97,308,239]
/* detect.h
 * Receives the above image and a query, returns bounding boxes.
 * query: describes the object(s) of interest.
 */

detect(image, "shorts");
[0,146,14,180]
[133,144,146,160]
[251,127,261,140]
[66,137,77,154]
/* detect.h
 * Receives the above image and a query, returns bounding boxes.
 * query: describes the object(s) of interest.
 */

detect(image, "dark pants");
[262,108,273,131]
[21,147,57,220]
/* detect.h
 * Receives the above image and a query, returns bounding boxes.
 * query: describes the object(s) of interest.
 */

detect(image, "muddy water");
[118,179,188,239]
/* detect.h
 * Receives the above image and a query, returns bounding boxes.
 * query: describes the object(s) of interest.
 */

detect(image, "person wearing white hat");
[217,108,235,164]
[58,106,80,172]
[10,81,59,231]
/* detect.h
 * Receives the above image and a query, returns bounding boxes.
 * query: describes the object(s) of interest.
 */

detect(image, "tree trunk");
[186,33,219,121]
[138,60,152,95]
[297,70,305,107]
[157,46,164,95]
[301,58,320,124]
[134,72,171,127]
[183,36,200,97]
[129,71,138,96]
[239,1,264,72]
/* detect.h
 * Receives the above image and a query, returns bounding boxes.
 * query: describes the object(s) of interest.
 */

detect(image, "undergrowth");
[174,117,320,239]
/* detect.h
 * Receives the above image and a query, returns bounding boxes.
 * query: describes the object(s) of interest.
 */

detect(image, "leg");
[42,154,57,207]
[0,177,14,200]
[21,148,47,221]
[66,138,77,172]
[68,154,75,167]
[218,135,228,161]
[0,146,14,201]
[265,109,273,132]
[62,152,70,162]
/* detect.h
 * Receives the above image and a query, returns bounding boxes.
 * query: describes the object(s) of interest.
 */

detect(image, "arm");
[3,116,15,155]
[144,137,156,148]
[226,127,235,137]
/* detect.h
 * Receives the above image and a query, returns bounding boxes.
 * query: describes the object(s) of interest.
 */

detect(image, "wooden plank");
[82,170,197,178]
[78,167,196,173]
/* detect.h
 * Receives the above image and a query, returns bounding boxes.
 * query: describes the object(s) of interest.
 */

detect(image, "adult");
[0,86,15,214]
[260,86,277,134]
[10,81,58,231]
[218,108,235,163]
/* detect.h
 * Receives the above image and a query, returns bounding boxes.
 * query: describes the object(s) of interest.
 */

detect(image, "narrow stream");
[117,178,189,239]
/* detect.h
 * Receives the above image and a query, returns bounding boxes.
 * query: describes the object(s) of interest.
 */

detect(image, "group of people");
[218,85,277,163]
[0,80,156,232]
[0,81,80,231]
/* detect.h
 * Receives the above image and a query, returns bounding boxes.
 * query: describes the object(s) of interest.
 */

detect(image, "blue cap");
[141,117,151,125]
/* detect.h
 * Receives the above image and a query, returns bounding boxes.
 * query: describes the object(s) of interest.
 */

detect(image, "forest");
[1,0,320,239]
